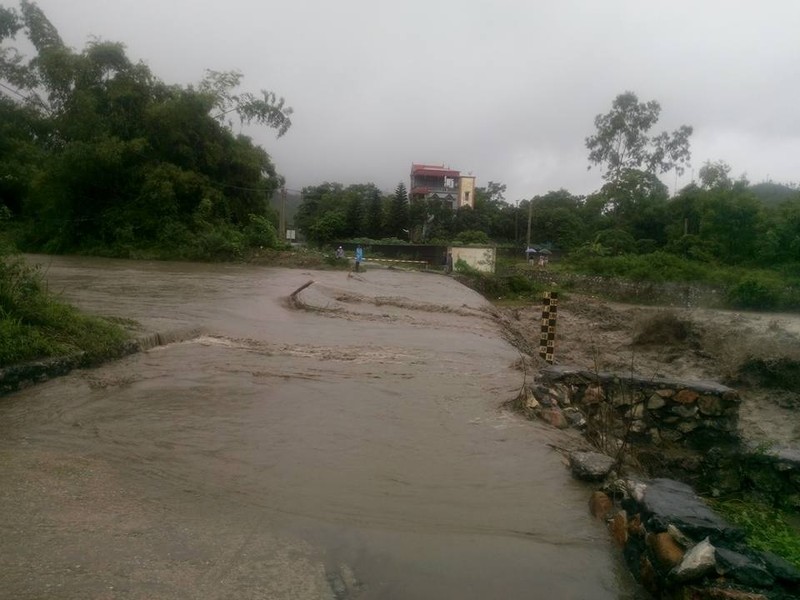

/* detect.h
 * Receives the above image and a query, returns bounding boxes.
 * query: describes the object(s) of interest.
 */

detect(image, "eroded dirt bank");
[494,293,800,450]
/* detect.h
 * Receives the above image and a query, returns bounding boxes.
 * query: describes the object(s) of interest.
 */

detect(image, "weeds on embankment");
[710,498,800,568]
[0,254,130,368]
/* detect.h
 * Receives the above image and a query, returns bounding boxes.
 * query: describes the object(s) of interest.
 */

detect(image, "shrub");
[454,230,490,245]
[0,253,130,367]
[245,214,279,248]
[507,274,536,294]
[726,276,782,310]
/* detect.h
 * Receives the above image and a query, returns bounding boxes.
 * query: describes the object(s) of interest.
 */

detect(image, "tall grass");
[710,498,800,568]
[559,252,800,310]
[0,254,130,368]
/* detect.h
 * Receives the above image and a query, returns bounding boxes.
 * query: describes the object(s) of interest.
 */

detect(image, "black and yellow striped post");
[539,291,558,364]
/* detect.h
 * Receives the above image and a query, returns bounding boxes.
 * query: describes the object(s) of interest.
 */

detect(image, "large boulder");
[714,547,774,588]
[642,479,744,543]
[568,451,615,481]
[670,537,716,583]
[758,550,800,584]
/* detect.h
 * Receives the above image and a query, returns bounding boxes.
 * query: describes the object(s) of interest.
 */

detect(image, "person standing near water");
[354,245,364,272]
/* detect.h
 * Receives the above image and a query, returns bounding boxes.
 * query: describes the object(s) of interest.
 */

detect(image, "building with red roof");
[410,164,476,209]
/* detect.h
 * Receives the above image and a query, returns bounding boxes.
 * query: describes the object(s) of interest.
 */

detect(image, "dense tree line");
[0,1,291,259]
[2,5,797,281]
[295,92,799,280]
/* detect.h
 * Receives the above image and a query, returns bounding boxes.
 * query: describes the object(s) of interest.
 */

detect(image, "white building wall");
[451,246,496,273]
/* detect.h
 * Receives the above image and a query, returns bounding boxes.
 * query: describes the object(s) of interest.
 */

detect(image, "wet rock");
[758,550,800,584]
[670,537,716,582]
[675,389,700,404]
[660,429,684,443]
[678,421,701,433]
[642,479,744,543]
[610,510,628,547]
[647,393,666,410]
[649,428,662,444]
[589,491,613,520]
[667,524,693,548]
[612,390,635,407]
[671,404,698,418]
[714,547,774,588]
[532,385,555,407]
[563,406,586,428]
[627,404,645,419]
[698,395,724,416]
[523,388,539,410]
[582,384,604,405]
[540,407,568,429]
[640,556,659,595]
[648,531,685,572]
[628,513,644,537]
[568,451,615,482]
[628,479,648,503]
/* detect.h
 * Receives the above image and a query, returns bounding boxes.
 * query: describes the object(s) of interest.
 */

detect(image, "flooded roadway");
[1,256,640,599]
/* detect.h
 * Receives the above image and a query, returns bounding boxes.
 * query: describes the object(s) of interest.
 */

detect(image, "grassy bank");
[0,254,131,369]
[710,498,800,568]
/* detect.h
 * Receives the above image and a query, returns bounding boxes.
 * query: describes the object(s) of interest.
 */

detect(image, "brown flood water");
[0,256,642,599]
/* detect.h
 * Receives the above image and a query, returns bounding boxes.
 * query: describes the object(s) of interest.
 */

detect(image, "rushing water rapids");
[0,256,642,599]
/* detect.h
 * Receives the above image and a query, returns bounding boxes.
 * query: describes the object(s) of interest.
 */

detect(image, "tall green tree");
[0,1,291,255]
[586,91,693,182]
[529,190,587,250]
[386,182,409,238]
[759,197,800,265]
[365,188,385,239]
[595,169,669,244]
[343,190,365,238]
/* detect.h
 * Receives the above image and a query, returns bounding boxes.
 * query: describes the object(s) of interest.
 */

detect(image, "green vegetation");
[711,498,800,568]
[454,258,549,302]
[289,93,799,312]
[0,3,798,375]
[1,1,289,260]
[0,252,130,367]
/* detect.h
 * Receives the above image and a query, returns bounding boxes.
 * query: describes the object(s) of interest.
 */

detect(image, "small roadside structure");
[450,245,495,273]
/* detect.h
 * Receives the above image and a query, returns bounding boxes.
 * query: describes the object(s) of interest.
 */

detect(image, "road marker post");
[539,291,558,364]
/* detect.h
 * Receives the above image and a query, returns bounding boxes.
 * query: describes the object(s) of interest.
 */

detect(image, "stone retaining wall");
[535,365,741,452]
[525,365,800,506]
[588,478,800,600]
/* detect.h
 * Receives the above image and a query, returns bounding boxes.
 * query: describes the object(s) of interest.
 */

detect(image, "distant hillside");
[750,182,799,206]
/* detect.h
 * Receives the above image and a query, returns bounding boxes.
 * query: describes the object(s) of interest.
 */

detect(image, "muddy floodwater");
[1,256,641,599]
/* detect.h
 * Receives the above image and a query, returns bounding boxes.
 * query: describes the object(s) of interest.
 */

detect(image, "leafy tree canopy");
[586,91,693,181]
[0,1,292,258]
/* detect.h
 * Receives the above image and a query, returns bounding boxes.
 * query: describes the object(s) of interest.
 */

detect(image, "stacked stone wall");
[526,365,800,506]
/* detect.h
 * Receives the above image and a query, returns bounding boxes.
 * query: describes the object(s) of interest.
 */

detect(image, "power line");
[0,81,30,102]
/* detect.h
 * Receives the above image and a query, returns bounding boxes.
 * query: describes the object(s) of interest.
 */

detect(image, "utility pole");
[279,187,287,241]
[526,199,533,249]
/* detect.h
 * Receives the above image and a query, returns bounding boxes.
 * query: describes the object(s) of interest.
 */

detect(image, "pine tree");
[386,182,409,239]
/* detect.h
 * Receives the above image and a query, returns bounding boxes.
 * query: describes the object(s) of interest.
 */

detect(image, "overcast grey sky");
[28,0,800,200]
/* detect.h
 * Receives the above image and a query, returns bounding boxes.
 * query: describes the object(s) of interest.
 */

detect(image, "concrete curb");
[0,326,205,398]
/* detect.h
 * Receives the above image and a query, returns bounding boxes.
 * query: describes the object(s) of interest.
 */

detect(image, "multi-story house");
[409,164,476,210]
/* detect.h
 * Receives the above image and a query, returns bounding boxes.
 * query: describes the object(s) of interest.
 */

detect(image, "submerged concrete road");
[1,256,641,599]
